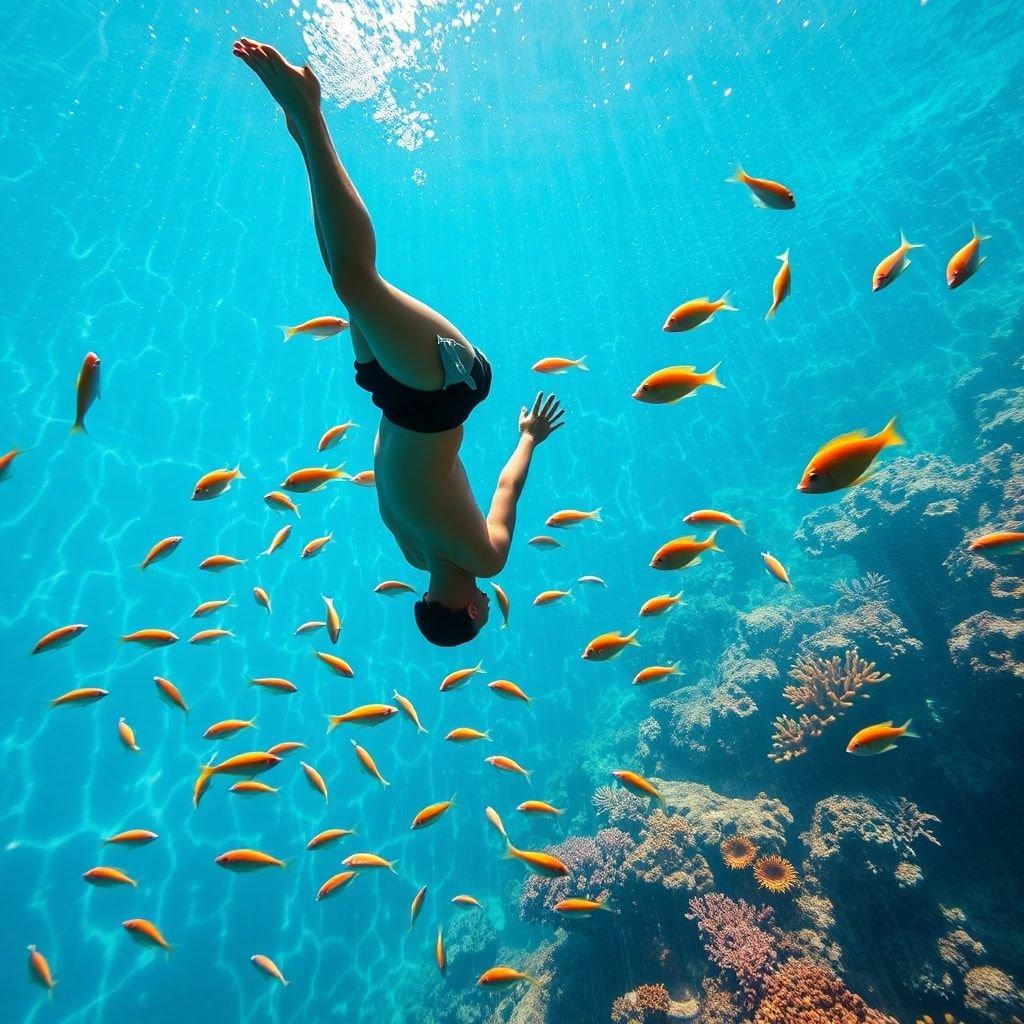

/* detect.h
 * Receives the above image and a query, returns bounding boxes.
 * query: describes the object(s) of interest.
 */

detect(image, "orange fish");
[639,591,684,618]
[726,164,795,209]
[307,828,355,850]
[188,628,233,645]
[533,588,573,606]
[440,661,485,692]
[105,828,158,846]
[517,800,565,816]
[252,587,272,614]
[409,885,428,930]
[352,741,389,788]
[478,966,540,988]
[122,628,178,648]
[650,532,720,570]
[327,704,397,731]
[230,780,278,796]
[140,535,183,570]
[393,690,428,733]
[118,717,141,753]
[281,465,347,493]
[349,470,375,487]
[847,719,919,756]
[342,852,398,873]
[316,651,355,679]
[765,249,791,320]
[318,420,358,450]
[192,598,232,617]
[50,686,108,708]
[490,582,510,626]
[123,918,171,953]
[203,717,256,741]
[280,315,349,341]
[83,866,138,888]
[968,531,1024,555]
[71,352,101,434]
[446,727,491,743]
[249,677,297,694]
[529,535,562,549]
[683,509,745,533]
[532,356,588,374]
[198,554,246,572]
[411,795,456,830]
[486,755,532,783]
[27,944,56,993]
[295,620,326,636]
[633,662,682,685]
[193,751,282,808]
[633,365,724,404]
[452,894,483,909]
[32,623,87,655]
[872,230,924,291]
[0,448,26,483]
[582,629,639,661]
[216,848,285,871]
[662,293,736,332]
[503,842,568,876]
[192,466,243,501]
[947,224,990,289]
[264,490,301,516]
[323,595,341,644]
[154,676,188,716]
[436,926,447,975]
[302,533,333,559]
[489,678,531,703]
[251,954,289,986]
[261,525,291,556]
[485,805,509,840]
[612,769,665,807]
[761,551,792,587]
[301,760,329,803]
[374,580,416,596]
[316,870,357,901]
[546,508,601,528]
[798,417,904,492]
[554,897,612,916]
[266,740,306,757]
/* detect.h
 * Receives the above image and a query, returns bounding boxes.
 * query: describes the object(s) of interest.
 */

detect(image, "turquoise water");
[2,1,1023,1022]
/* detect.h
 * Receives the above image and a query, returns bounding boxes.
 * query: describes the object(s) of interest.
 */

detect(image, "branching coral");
[593,785,647,826]
[624,811,714,892]
[753,958,898,1024]
[610,983,671,1024]
[833,572,890,605]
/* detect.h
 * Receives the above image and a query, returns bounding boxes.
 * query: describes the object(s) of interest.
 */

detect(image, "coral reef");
[610,983,671,1024]
[752,959,898,1024]
[624,812,715,893]
[963,965,1024,1022]
[657,781,793,851]
[752,855,798,894]
[720,835,758,870]
[593,785,648,827]
[948,609,1024,681]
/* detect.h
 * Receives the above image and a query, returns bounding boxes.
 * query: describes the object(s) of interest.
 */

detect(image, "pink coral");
[753,959,898,1024]
[610,983,671,1024]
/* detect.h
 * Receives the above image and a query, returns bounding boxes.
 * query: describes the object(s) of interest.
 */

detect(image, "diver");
[234,38,565,647]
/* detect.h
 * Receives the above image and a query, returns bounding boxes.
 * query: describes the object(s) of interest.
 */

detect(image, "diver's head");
[415,569,489,647]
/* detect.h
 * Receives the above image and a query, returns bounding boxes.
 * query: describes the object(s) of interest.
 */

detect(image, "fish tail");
[501,840,518,860]
[972,222,992,241]
[625,628,641,647]
[899,228,924,250]
[417,724,428,734]
[279,325,296,341]
[707,529,722,552]
[590,507,603,522]
[880,415,905,448]
[777,248,790,262]
[331,463,348,478]
[765,303,778,321]
[524,769,534,786]
[576,356,589,371]
[736,519,746,535]
[703,362,725,388]
[670,661,682,675]
[725,163,746,184]
[70,420,87,436]
[901,719,921,739]
[525,974,542,987]
[717,290,738,312]
[326,716,339,735]
[233,464,245,480]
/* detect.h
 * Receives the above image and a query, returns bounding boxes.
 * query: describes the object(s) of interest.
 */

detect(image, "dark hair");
[414,598,478,647]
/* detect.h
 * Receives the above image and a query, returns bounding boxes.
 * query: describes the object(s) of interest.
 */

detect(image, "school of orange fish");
[14,167,1018,998]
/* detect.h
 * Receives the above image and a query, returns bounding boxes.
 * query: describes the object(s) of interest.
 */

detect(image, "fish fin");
[70,421,87,436]
[880,415,905,448]
[591,507,603,522]
[725,163,746,184]
[899,229,924,250]
[750,193,768,209]
[901,719,920,739]
[502,841,518,860]
[233,464,245,480]
[777,249,790,262]
[851,467,879,487]
[576,356,589,370]
[687,555,702,567]
[976,254,988,269]
[879,744,898,754]
[670,661,682,675]
[326,716,339,735]
[736,519,746,535]
[279,325,296,341]
[524,769,533,786]
[707,529,722,552]
[526,975,542,987]
[625,628,641,646]
[972,223,991,242]
[703,362,725,388]
[765,304,778,321]
[717,291,738,312]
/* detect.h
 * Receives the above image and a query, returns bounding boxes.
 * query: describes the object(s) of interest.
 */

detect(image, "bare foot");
[233,37,321,126]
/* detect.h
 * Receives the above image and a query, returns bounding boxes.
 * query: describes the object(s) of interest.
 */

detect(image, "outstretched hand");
[519,393,565,444]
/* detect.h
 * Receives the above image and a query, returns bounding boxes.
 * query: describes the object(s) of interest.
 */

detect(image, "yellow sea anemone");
[753,854,798,893]
[720,835,758,870]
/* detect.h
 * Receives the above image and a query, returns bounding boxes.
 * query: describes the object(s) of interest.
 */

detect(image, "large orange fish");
[639,592,684,618]
[633,662,682,685]
[188,628,233,645]
[230,780,278,797]
[302,534,333,559]
[32,623,87,655]
[485,805,508,840]
[517,800,565,816]
[650,533,720,570]
[503,841,569,876]
[282,465,347,493]
[612,769,665,807]
[50,686,108,708]
[318,420,358,450]
[198,554,246,572]
[250,676,297,694]
[409,885,428,931]
[215,848,285,871]
[264,491,301,516]
[872,230,924,291]
[554,897,612,916]
[192,466,243,501]
[154,676,188,716]
[478,966,540,988]
[266,741,305,757]
[761,551,792,587]
[726,165,795,209]
[947,224,990,289]
[252,587,272,615]
[71,352,101,434]
[683,509,745,533]
[203,717,256,741]
[798,417,903,492]
[663,293,736,332]
[261,525,291,556]
[436,926,447,974]
[326,704,397,731]
[533,589,572,606]
[140,536,183,570]
[968,531,1024,556]
[122,628,178,648]
[847,719,919,756]
[529,535,562,550]
[342,852,398,872]
[307,828,355,850]
[349,470,376,487]
[393,690,428,733]
[489,679,531,703]
[452,894,483,909]
[633,365,724,404]
[446,727,491,743]
[485,755,532,782]
[440,661,484,692]
[411,795,456,830]
[123,918,171,953]
[118,717,141,752]
[546,508,601,528]
[582,629,639,661]
[280,315,349,341]
[765,249,791,320]
[374,580,416,596]
[316,651,355,678]
[83,866,137,887]
[316,871,357,901]
[192,598,232,618]
[105,828,158,845]
[323,595,341,643]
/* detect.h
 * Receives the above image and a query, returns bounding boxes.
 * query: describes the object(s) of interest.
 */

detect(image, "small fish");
[582,629,640,661]
[485,755,532,783]
[307,828,355,850]
[411,795,456,830]
[662,293,737,332]
[280,315,349,341]
[445,727,491,743]
[192,466,243,501]
[799,417,904,492]
[374,580,416,596]
[249,677,297,694]
[553,897,612,916]
[485,805,508,840]
[264,491,301,516]
[503,842,569,876]
[546,508,601,528]
[489,679,531,704]
[342,852,398,873]
[301,761,329,803]
[261,525,291,557]
[71,352,101,434]
[302,533,333,559]
[529,535,562,550]
[281,465,347,493]
[633,365,724,404]
[968,530,1024,556]
[31,623,87,655]
[203,717,257,741]
[83,866,138,888]
[316,650,355,678]
[315,871,357,901]
[761,551,792,587]
[251,954,289,986]
[873,230,924,291]
[440,661,485,692]
[683,509,745,533]
[726,164,795,209]
[532,356,588,374]
[266,741,306,757]
[352,741,389,787]
[198,554,246,572]
[393,690,428,733]
[215,848,285,871]
[252,587,272,614]
[323,595,341,644]
[122,628,179,648]
[27,944,56,993]
[436,926,447,975]
[326,704,397,731]
[140,536,183,570]
[612,769,665,807]
[765,249,791,320]
[650,533,720,570]
[0,448,26,483]
[50,687,108,708]
[123,918,171,953]
[153,676,187,716]
[118,717,141,753]
[192,598,232,618]
[517,800,565,816]
[847,719,919,756]
[639,591,684,618]
[947,224,990,289]
[230,780,278,796]
[193,751,281,808]
[318,420,358,450]
[633,662,682,685]
[533,588,573,606]
[294,620,326,636]
[477,966,540,988]
[188,628,234,645]
[409,885,428,930]
[576,575,606,586]
[105,829,158,846]
[348,470,375,487]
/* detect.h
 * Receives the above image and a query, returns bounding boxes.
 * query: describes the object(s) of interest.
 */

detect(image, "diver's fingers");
[549,408,566,426]
[548,421,565,435]
[531,392,543,417]
[540,394,557,418]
